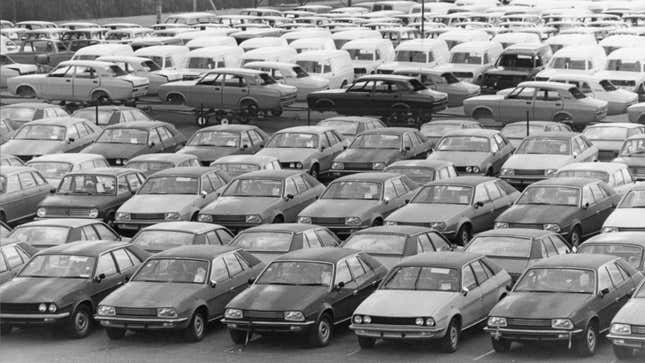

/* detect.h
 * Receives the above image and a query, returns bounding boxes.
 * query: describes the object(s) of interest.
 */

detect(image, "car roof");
[104,120,170,129]
[582,232,645,248]
[275,247,358,263]
[17,218,103,228]
[531,177,597,187]
[66,167,139,176]
[128,153,196,162]
[386,159,453,168]
[524,131,579,139]
[242,223,319,233]
[475,228,554,238]
[275,126,336,134]
[361,127,417,135]
[141,221,224,234]
[206,67,265,77]
[397,251,483,268]
[442,129,499,137]
[28,153,104,163]
[586,122,643,129]
[198,124,260,132]
[428,175,496,186]
[37,240,129,256]
[504,120,565,127]
[5,102,61,110]
[0,166,39,175]
[235,169,304,179]
[335,172,402,182]
[517,81,577,90]
[352,225,436,236]
[153,245,235,260]
[530,253,618,269]
[25,117,86,126]
[356,74,414,82]
[150,167,215,177]
[557,162,626,173]
[213,154,277,164]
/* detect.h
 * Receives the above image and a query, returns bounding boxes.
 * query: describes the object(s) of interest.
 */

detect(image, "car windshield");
[422,123,464,134]
[133,258,209,284]
[351,134,400,149]
[517,186,580,206]
[14,125,66,141]
[412,185,472,204]
[450,52,483,65]
[515,268,595,293]
[321,181,381,200]
[140,60,161,71]
[318,119,358,136]
[620,138,645,156]
[385,167,434,184]
[579,243,643,269]
[501,125,546,137]
[131,230,196,251]
[126,161,173,174]
[266,132,318,148]
[231,231,293,252]
[551,57,588,70]
[0,107,36,122]
[555,170,609,182]
[344,234,406,255]
[58,174,117,195]
[292,66,308,78]
[607,60,642,72]
[599,80,617,91]
[138,176,198,195]
[19,254,95,278]
[516,137,570,155]
[395,50,427,63]
[256,261,332,286]
[346,48,374,61]
[466,236,531,258]
[188,130,239,147]
[296,60,332,74]
[72,110,114,125]
[223,178,282,197]
[382,266,460,291]
[97,128,148,144]
[618,190,645,208]
[211,163,260,178]
[27,161,72,179]
[497,53,535,68]
[584,126,628,140]
[8,226,69,245]
[436,136,489,152]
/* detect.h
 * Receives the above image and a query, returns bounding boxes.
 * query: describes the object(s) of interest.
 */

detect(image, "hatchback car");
[209,155,281,178]
[25,153,109,187]
[4,218,124,249]
[419,119,483,149]
[579,232,645,272]
[554,162,637,197]
[0,166,50,224]
[602,185,645,233]
[583,123,645,161]
[316,117,385,141]
[178,124,268,166]
[125,153,201,177]
[606,280,645,359]
[0,102,68,128]
[130,221,234,253]
[383,160,457,185]
[71,105,152,126]
[500,121,572,147]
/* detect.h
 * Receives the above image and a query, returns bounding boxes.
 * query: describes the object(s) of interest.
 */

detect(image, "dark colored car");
[71,105,152,126]
[198,170,325,231]
[95,245,264,341]
[4,218,124,249]
[465,229,573,281]
[579,232,645,272]
[307,75,448,123]
[330,127,433,177]
[480,43,553,94]
[0,242,37,285]
[0,102,68,129]
[342,225,455,269]
[81,121,186,166]
[178,124,268,166]
[0,166,51,224]
[583,123,645,161]
[316,116,386,141]
[384,159,457,185]
[419,119,483,148]
[298,173,419,238]
[0,241,149,338]
[485,254,643,356]
[613,134,645,180]
[495,177,620,246]
[36,168,146,223]
[229,223,341,263]
[500,120,573,147]
[130,221,234,253]
[222,248,388,347]
[125,153,201,177]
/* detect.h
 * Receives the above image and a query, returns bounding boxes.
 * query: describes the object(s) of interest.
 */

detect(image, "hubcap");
[586,328,596,350]
[194,315,204,337]
[450,325,458,347]
[319,320,330,341]
[76,312,88,332]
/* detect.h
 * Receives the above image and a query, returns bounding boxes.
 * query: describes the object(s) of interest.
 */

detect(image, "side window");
[3,246,24,269]
[6,174,21,193]
[148,130,161,145]
[474,185,490,203]
[437,168,451,180]
[315,229,338,247]
[606,263,626,287]
[320,133,331,148]
[241,131,251,147]
[293,175,309,194]
[462,265,478,289]
[403,134,413,150]
[235,253,250,270]
[428,232,451,251]
[79,160,95,170]
[210,257,229,281]
[597,266,612,292]
[223,74,247,87]
[484,182,502,200]
[223,253,244,276]
[582,186,594,206]
[207,173,223,190]
[0,252,6,272]
[326,131,341,145]
[303,230,322,248]
[417,234,433,251]
[112,249,134,271]
[383,180,397,200]
[124,249,142,264]
[549,235,570,254]
[589,183,607,201]
[81,226,100,240]
[117,176,129,193]
[74,124,89,137]
[490,137,500,153]
[157,127,173,141]
[249,130,264,145]
[621,169,633,184]
[205,231,220,245]
[201,175,214,193]
[67,125,79,141]
[391,177,408,196]
[96,254,118,276]
[346,256,367,280]
[284,178,298,196]
[93,223,118,240]
[18,172,37,189]
[32,172,47,186]
[334,260,352,285]
[216,229,233,244]
[126,173,142,191]
[541,238,557,257]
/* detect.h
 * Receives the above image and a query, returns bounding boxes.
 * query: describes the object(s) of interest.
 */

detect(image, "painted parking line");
[345,347,362,356]
[472,349,495,361]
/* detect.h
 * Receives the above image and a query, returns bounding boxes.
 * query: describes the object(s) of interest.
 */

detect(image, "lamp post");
[421,0,425,36]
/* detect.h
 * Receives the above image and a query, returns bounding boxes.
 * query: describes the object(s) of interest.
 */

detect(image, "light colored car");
[553,162,637,197]
[316,116,385,141]
[0,53,37,88]
[71,105,151,126]
[384,159,457,185]
[8,60,149,103]
[377,38,450,74]
[596,47,645,103]
[125,153,200,177]
[628,103,645,123]
[613,134,645,180]
[180,46,244,80]
[431,41,503,84]
[244,61,329,101]
[393,67,480,107]
[420,119,482,148]
[133,45,189,71]
[178,124,268,165]
[583,123,645,161]
[500,121,572,147]
[0,102,68,129]
[606,279,645,359]
[295,49,355,89]
[548,74,638,115]
[96,56,182,94]
[209,154,281,178]
[341,38,395,77]
[25,153,109,187]
[0,166,51,224]
[70,43,134,61]
[534,45,607,81]
[601,184,645,233]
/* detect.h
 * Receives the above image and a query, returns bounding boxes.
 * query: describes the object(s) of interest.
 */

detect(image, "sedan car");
[94,245,263,341]
[613,135,645,180]
[3,218,124,249]
[553,162,637,197]
[0,241,148,338]
[130,221,234,253]
[222,248,387,347]
[384,160,457,185]
[427,129,515,176]
[419,119,483,149]
[178,124,268,166]
[500,121,573,147]
[579,232,645,272]
[209,155,281,178]
[316,116,385,141]
[583,123,645,161]
[25,153,109,187]
[0,166,51,224]
[485,254,643,356]
[628,102,645,124]
[71,105,152,127]
[601,184,645,233]
[548,74,639,115]
[392,68,481,107]
[125,153,201,177]
[351,252,511,352]
[81,121,186,166]
[0,154,23,167]
[0,242,37,285]
[606,280,645,359]
[0,102,68,129]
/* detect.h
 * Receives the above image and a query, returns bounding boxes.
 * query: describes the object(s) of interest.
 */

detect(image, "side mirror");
[93,273,106,283]
[320,145,325,151]
[404,199,410,204]
[148,142,155,148]
[599,287,610,297]
[242,144,248,149]
[67,137,75,144]
[383,197,390,205]
[582,202,589,209]
[200,190,207,198]
[209,280,217,288]
[248,277,255,285]
[474,201,484,208]
[334,281,345,290]
[343,145,348,150]
[284,193,294,201]
[461,287,469,296]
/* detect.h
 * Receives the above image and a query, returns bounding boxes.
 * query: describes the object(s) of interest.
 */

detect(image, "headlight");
[38,303,47,313]
[115,159,122,165]
[345,216,362,225]
[495,222,509,229]
[610,323,631,335]
[372,162,386,170]
[543,223,560,232]
[48,303,57,313]
[471,166,480,173]
[246,215,262,224]
[487,316,507,327]
[466,166,473,173]
[289,162,304,169]
[429,222,446,231]
[385,220,397,226]
[284,311,305,322]
[88,208,99,218]
[602,226,619,233]
[98,305,116,316]
[551,319,574,330]
[197,214,212,223]
[425,317,435,326]
[298,216,312,224]
[415,317,425,326]
[363,315,371,324]
[225,308,243,319]
[36,208,46,217]
[115,212,130,221]
[500,168,514,176]
[157,307,178,318]
[164,212,181,221]
[331,162,344,170]
[353,315,363,324]
[544,169,557,176]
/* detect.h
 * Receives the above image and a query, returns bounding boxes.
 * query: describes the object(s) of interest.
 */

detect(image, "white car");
[0,52,37,88]
[548,73,638,114]
[244,61,329,101]
[628,103,645,123]
[601,184,645,233]
[96,56,182,94]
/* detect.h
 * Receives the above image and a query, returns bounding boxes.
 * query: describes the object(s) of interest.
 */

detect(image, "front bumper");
[607,334,645,349]
[116,220,167,231]
[484,326,583,345]
[350,323,446,340]
[0,312,71,326]
[222,318,315,333]
[94,315,190,330]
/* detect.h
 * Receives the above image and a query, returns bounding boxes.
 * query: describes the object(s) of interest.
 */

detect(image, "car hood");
[4,63,38,73]
[118,74,149,87]
[498,205,579,224]
[490,292,593,319]
[503,154,572,169]
[229,284,329,312]
[39,194,116,208]
[613,156,645,166]
[202,196,281,215]
[1,139,66,156]
[354,290,459,317]
[120,194,200,213]
[81,143,147,159]
[612,298,645,325]
[101,281,201,308]
[257,148,317,162]
[336,148,401,163]
[387,203,469,223]
[300,199,380,218]
[427,151,489,166]
[603,209,645,228]
[0,277,86,303]
[178,145,239,161]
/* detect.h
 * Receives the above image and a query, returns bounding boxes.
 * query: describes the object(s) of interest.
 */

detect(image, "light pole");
[421,0,425,36]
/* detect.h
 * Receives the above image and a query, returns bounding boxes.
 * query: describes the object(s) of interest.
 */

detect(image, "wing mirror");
[200,190,207,198]
[284,193,294,201]
[248,277,255,285]
[209,280,217,288]
[582,202,589,209]
[242,144,249,149]
[343,145,348,150]
[334,281,345,291]
[320,145,326,151]
[93,273,106,283]
[461,286,469,296]
[383,197,390,205]
[599,287,610,297]
[50,187,56,193]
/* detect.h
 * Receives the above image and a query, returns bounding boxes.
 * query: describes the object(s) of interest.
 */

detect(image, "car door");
[471,183,495,233]
[42,64,75,100]
[207,256,234,317]
[470,259,498,318]
[369,80,399,115]
[90,252,125,306]
[484,181,507,220]
[346,254,376,305]
[17,171,46,216]
[460,264,484,327]
[579,185,600,237]
[589,182,614,232]
[337,80,373,113]
[317,132,336,172]
[532,88,563,120]
[499,86,536,121]
[188,73,223,108]
[221,73,250,109]
[239,131,254,154]
[73,65,100,100]
[329,259,358,322]
[281,177,306,221]
[594,264,624,329]
[2,173,26,222]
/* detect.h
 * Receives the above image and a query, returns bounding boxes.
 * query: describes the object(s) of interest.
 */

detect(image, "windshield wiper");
[298,283,327,286]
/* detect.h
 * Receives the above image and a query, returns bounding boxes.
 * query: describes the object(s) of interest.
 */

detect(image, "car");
[256,126,346,178]
[0,102,68,129]
[35,168,146,224]
[125,153,201,177]
[209,155,281,178]
[95,245,264,341]
[1,117,101,162]
[0,53,37,89]
[0,242,37,285]
[350,252,512,352]
[0,118,18,145]
[8,60,149,103]
[81,121,187,166]
[465,229,573,281]
[579,232,645,272]
[341,226,454,268]
[7,38,74,71]
[499,132,599,187]
[549,74,639,115]
[0,241,149,338]
[583,123,645,161]
[244,61,330,101]
[178,124,268,166]
[596,47,645,103]
[553,162,637,197]
[3,218,124,249]
[419,120,483,149]
[606,279,645,359]
[316,116,386,141]
[613,134,645,180]
[601,184,645,233]
[495,177,620,246]
[480,43,553,94]
[500,121,572,147]
[0,166,50,224]
[386,176,520,245]
[229,223,340,263]
[534,45,608,82]
[485,254,643,356]
[432,40,503,84]
[383,160,457,185]
[464,81,608,130]
[307,75,448,124]
[114,167,230,233]
[197,170,325,232]
[628,103,645,124]
[130,221,234,253]
[0,154,23,167]
[95,55,182,94]
[330,128,433,177]
[71,105,152,127]
[25,153,109,187]
[222,248,388,347]
[427,129,515,176]
[393,68,481,107]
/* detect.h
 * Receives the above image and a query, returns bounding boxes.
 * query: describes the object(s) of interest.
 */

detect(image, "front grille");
[598,150,618,161]
[311,217,346,225]
[131,213,164,220]
[632,325,645,335]
[244,310,284,320]
[514,169,544,176]
[507,318,551,329]
[211,215,245,223]
[46,208,90,217]
[0,303,40,314]
[115,307,157,316]
[369,316,417,325]
[343,162,373,170]
[508,223,542,229]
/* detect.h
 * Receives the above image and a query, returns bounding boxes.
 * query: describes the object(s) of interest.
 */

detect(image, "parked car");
[26,153,109,187]
[178,124,268,166]
[130,221,233,253]
[554,162,637,197]
[295,49,355,89]
[628,103,645,124]
[125,153,200,176]
[341,38,395,77]
[419,119,482,148]
[70,43,134,61]
[209,155,280,178]
[351,252,511,352]
[0,241,148,338]
[133,44,189,71]
[8,38,74,71]
[393,67,481,107]
[432,41,503,84]
[465,229,572,281]
[495,177,620,245]
[244,61,329,101]
[71,105,152,127]
[583,123,645,161]
[534,45,608,81]
[0,242,37,285]
[0,53,37,88]
[0,166,50,224]
[0,118,18,145]
[0,102,68,129]
[485,254,643,356]
[95,245,263,341]
[480,43,553,94]
[606,279,645,359]
[549,74,638,115]
[316,117,386,141]
[0,154,23,167]
[376,38,450,74]
[197,170,324,231]
[602,184,645,233]
[579,232,645,271]
[500,121,572,147]
[596,47,645,102]
[383,159,457,185]
[222,248,387,347]
[81,121,186,166]
[3,218,124,249]
[613,134,645,180]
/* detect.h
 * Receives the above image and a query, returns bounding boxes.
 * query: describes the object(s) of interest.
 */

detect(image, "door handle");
[92,80,98,84]
[352,289,358,296]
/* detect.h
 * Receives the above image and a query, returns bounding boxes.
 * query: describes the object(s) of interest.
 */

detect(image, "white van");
[437,29,490,50]
[174,29,236,45]
[281,28,332,44]
[134,45,189,70]
[185,36,237,51]
[599,35,645,55]
[71,43,134,60]
[341,38,395,77]
[596,47,645,102]
[535,45,608,81]
[296,49,354,88]
[289,37,336,53]
[491,32,541,49]
[181,46,244,79]
[545,33,597,53]
[240,37,288,52]
[241,46,298,65]
[377,38,450,73]
[331,29,382,49]
[432,40,503,83]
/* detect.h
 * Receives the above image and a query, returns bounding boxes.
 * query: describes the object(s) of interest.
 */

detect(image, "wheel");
[308,313,332,347]
[387,108,409,125]
[17,86,36,98]
[66,304,92,339]
[440,318,460,353]
[185,310,206,342]
[270,108,283,117]
[0,324,12,336]
[309,164,320,179]
[92,91,110,105]
[167,94,185,105]
[239,101,258,124]
[196,114,210,127]
[272,215,284,224]
[491,337,511,353]
[569,226,582,247]
[229,329,246,344]
[105,327,126,340]
[473,108,493,121]
[457,224,472,245]
[574,321,598,357]
[357,336,375,349]
[612,344,634,360]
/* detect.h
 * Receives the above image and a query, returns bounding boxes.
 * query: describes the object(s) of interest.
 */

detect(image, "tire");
[308,313,332,347]
[196,114,210,127]
[167,94,185,105]
[92,91,110,105]
[17,86,36,98]
[569,225,582,247]
[105,327,126,340]
[309,164,320,179]
[0,324,12,336]
[357,336,376,349]
[229,329,246,344]
[457,224,472,245]
[491,337,511,353]
[612,344,634,360]
[185,310,206,342]
[440,318,460,353]
[66,304,92,339]
[473,108,493,121]
[574,321,598,357]
[271,108,283,117]
[239,101,258,124]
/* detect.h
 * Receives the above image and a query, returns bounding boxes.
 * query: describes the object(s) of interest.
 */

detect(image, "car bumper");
[222,318,315,333]
[0,312,71,326]
[95,315,190,330]
[501,175,547,187]
[484,326,583,344]
[607,334,645,349]
[350,323,446,340]
[116,220,166,231]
